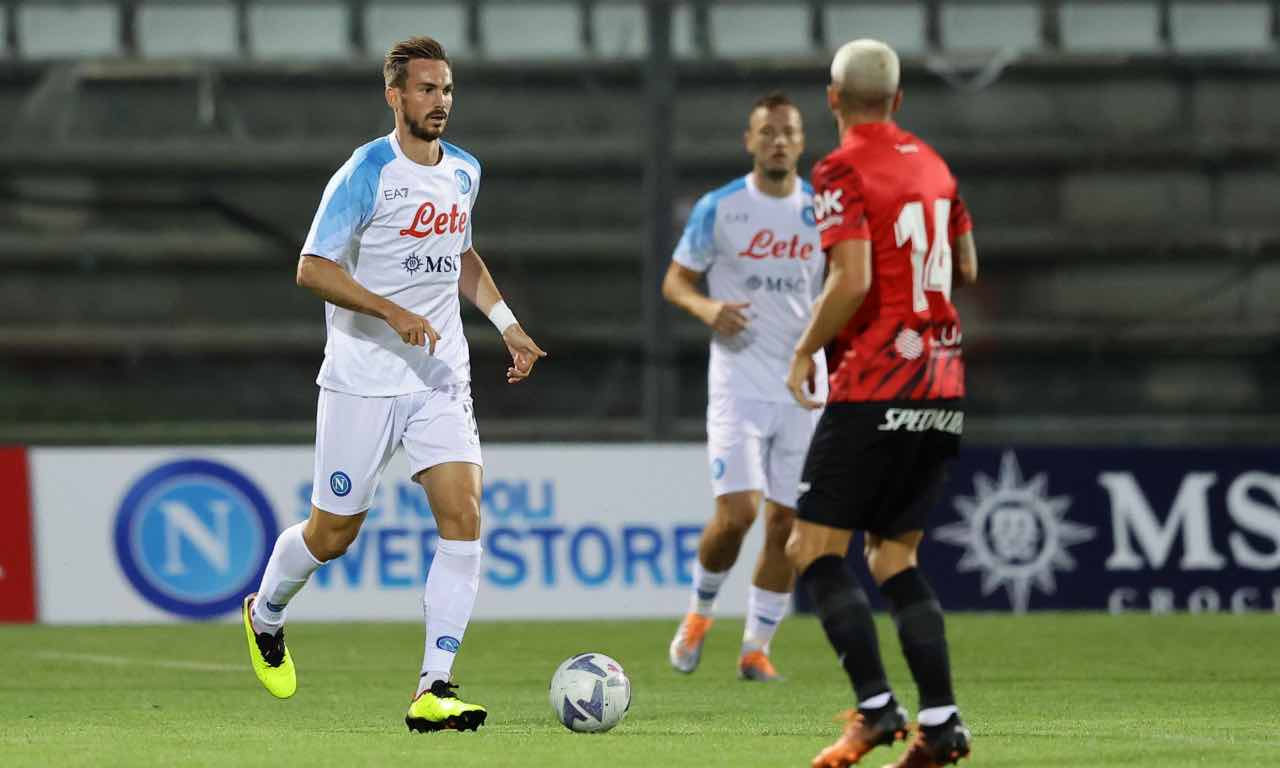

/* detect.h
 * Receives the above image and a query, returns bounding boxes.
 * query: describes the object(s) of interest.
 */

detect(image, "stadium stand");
[940,3,1041,52]
[707,2,812,58]
[368,2,471,59]
[1,0,1278,444]
[247,1,350,59]
[1059,2,1162,52]
[137,2,239,59]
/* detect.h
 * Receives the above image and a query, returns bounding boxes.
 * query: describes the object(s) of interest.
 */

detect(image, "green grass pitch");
[2,614,1277,766]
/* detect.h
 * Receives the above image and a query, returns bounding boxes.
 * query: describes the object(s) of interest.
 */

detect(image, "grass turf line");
[1,614,1277,767]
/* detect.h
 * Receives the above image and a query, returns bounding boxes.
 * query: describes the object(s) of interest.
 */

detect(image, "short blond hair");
[830,38,900,110]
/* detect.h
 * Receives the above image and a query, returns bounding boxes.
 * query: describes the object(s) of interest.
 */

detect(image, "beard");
[762,166,790,182]
[406,112,446,141]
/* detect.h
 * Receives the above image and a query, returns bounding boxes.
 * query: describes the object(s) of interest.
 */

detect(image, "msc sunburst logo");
[935,451,1096,613]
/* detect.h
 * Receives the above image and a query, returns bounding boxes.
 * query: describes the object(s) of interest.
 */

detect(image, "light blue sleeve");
[671,192,719,272]
[302,140,392,264]
[463,169,479,252]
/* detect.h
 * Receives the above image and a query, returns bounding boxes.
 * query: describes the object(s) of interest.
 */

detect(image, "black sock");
[880,568,955,710]
[800,555,891,704]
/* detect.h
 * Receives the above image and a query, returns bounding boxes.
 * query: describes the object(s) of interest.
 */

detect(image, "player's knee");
[866,546,915,585]
[784,529,814,573]
[763,507,796,550]
[715,499,757,538]
[436,502,481,540]
[309,525,359,561]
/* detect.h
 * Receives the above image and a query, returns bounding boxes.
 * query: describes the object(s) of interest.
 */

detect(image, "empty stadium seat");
[824,3,928,56]
[1060,2,1161,52]
[480,2,583,59]
[708,2,811,58]
[138,2,238,58]
[1172,2,1273,53]
[19,2,121,58]
[594,2,645,58]
[942,2,1041,52]
[366,2,470,58]
[248,1,349,60]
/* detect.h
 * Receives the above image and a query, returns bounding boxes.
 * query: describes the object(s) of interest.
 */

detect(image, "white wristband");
[487,300,518,335]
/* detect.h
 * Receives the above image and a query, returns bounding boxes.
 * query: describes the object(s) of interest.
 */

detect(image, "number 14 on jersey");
[895,199,953,313]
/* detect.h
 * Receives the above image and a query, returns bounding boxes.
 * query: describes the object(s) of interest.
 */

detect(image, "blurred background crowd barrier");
[1,0,1277,446]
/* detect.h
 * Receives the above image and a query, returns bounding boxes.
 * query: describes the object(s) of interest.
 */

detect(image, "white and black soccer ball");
[548,652,631,733]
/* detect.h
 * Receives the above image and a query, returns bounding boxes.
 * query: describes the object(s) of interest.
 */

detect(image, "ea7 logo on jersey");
[400,201,468,239]
[813,189,844,231]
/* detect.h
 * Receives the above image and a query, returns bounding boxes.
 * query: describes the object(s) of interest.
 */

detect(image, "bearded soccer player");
[785,40,978,767]
[664,92,827,682]
[240,37,546,733]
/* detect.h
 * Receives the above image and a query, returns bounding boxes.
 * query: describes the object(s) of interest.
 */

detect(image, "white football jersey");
[302,132,481,396]
[673,174,828,403]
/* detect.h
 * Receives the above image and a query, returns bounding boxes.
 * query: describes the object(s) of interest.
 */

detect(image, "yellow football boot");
[242,594,296,699]
[405,680,487,733]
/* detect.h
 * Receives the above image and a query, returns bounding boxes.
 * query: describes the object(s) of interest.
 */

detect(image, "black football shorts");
[796,399,963,537]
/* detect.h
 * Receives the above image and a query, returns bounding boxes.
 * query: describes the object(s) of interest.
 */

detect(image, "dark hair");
[751,90,796,115]
[384,36,450,89]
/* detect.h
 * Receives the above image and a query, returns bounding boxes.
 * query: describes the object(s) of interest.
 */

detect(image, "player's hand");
[701,300,750,337]
[786,351,823,410]
[502,324,547,384]
[385,305,440,354]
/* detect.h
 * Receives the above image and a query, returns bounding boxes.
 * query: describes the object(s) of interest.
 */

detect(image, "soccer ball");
[548,652,631,733]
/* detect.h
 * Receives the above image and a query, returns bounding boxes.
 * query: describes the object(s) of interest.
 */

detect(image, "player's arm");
[955,231,978,285]
[296,254,439,352]
[785,240,872,409]
[661,262,749,336]
[458,246,547,384]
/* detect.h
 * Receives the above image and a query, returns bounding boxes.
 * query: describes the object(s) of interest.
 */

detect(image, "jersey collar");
[842,120,898,146]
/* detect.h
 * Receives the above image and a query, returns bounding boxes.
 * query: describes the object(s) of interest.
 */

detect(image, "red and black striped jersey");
[811,121,972,402]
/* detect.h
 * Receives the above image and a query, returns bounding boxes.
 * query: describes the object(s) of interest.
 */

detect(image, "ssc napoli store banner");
[18,444,1280,623]
[28,446,761,623]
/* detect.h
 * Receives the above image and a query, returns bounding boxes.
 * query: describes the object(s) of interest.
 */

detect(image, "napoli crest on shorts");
[802,206,817,227]
[330,471,352,497]
[711,458,726,480]
[114,459,278,618]
[454,169,472,195]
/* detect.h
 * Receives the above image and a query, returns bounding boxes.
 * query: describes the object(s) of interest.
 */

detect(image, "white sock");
[689,561,729,616]
[742,586,790,653]
[251,522,322,635]
[417,537,482,696]
[918,705,959,727]
[859,692,894,710]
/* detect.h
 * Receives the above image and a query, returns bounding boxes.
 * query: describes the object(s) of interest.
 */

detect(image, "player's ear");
[892,89,903,114]
[826,84,840,114]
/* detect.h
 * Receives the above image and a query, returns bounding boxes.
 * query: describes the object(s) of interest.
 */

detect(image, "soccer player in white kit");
[664,92,827,681]
[239,37,546,733]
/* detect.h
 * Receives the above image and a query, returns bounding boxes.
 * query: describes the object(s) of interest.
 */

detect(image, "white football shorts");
[706,394,821,509]
[311,384,482,515]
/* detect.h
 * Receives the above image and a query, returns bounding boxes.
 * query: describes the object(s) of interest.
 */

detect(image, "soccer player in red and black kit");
[784,39,978,768]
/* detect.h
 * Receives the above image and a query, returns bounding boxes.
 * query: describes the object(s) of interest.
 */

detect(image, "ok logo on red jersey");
[738,229,814,260]
[400,201,468,238]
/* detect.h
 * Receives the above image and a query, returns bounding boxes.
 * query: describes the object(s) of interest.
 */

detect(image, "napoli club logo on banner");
[114,459,278,618]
